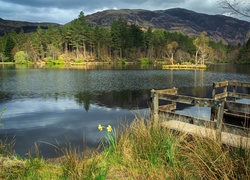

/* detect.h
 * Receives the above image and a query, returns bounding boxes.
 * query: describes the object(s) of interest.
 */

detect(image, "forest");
[0,11,249,65]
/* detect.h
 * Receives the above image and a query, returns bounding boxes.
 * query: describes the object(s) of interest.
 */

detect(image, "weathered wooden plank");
[159,103,176,112]
[214,92,228,100]
[224,111,250,119]
[162,120,250,149]
[227,92,250,99]
[162,112,216,127]
[225,101,250,114]
[228,81,250,88]
[213,81,228,88]
[157,93,216,107]
[162,64,206,69]
[156,88,178,95]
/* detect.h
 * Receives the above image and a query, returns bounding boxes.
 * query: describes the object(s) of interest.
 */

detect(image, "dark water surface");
[0,64,249,158]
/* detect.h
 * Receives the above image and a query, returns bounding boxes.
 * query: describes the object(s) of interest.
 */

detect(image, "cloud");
[0,0,244,24]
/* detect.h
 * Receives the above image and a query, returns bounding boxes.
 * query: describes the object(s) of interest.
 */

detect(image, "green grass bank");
[0,114,250,179]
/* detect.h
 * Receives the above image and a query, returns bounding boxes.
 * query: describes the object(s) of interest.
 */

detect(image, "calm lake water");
[0,64,250,158]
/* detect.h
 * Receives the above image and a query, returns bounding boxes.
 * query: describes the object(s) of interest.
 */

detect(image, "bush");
[45,59,65,65]
[138,58,153,64]
[14,51,28,64]
[75,59,82,63]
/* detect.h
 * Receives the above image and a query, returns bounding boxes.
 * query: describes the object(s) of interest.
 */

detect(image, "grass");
[0,114,250,179]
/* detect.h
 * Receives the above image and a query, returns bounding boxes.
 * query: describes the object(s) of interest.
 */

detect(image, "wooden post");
[223,84,228,101]
[233,85,237,102]
[216,101,224,141]
[151,89,159,125]
[212,85,216,99]
[211,84,216,121]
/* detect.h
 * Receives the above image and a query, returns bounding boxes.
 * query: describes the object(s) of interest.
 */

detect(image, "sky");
[0,0,247,24]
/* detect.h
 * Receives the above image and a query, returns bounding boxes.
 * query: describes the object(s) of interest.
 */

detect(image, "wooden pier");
[151,80,250,148]
[162,64,207,70]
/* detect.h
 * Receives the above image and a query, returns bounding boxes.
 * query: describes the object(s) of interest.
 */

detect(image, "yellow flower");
[98,124,103,131]
[106,125,112,132]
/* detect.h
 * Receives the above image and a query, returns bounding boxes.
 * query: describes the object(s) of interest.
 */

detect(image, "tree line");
[0,11,249,65]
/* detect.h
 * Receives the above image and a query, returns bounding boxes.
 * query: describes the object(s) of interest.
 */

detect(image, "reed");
[1,114,250,179]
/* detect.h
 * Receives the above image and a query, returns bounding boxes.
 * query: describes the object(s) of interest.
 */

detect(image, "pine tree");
[4,35,15,62]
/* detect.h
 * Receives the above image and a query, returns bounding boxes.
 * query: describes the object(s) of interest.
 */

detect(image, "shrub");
[75,59,82,63]
[14,51,28,64]
[138,58,153,64]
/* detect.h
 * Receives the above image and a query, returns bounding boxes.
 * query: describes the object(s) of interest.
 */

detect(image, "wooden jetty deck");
[162,64,207,70]
[162,120,250,148]
[151,80,250,148]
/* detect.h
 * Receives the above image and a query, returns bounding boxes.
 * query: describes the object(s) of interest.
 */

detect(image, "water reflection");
[0,64,250,158]
[0,98,147,157]
[75,92,92,111]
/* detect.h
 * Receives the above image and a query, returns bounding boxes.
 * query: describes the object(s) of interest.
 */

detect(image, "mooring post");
[151,89,159,125]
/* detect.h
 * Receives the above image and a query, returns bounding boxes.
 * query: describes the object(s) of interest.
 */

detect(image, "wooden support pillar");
[223,85,227,101]
[151,89,159,125]
[211,84,216,121]
[212,85,216,99]
[216,101,224,141]
[233,85,237,102]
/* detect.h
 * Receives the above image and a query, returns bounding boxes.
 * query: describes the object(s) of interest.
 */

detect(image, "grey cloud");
[1,0,84,9]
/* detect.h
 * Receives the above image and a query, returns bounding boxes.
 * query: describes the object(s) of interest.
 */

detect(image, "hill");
[0,18,61,36]
[86,8,250,45]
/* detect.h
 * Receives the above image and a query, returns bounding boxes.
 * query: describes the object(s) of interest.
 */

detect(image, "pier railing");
[151,80,250,137]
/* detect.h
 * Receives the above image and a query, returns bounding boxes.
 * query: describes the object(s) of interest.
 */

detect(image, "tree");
[4,35,15,62]
[0,37,6,62]
[93,27,112,61]
[165,41,178,64]
[151,30,166,59]
[144,27,153,59]
[111,17,129,59]
[193,32,213,65]
[45,26,63,59]
[128,24,144,60]
[15,28,28,51]
[218,0,250,18]
[31,26,46,61]
[67,11,89,60]
[237,37,250,63]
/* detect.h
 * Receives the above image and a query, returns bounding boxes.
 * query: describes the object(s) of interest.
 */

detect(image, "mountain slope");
[0,18,61,36]
[86,8,250,45]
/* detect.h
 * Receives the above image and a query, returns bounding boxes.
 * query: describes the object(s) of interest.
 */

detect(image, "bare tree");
[193,32,213,65]
[165,41,178,65]
[218,0,250,17]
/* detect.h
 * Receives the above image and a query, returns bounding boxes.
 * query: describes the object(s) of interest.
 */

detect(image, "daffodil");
[98,124,103,131]
[106,125,112,132]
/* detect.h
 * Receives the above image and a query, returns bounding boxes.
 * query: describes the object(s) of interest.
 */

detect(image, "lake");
[0,63,250,158]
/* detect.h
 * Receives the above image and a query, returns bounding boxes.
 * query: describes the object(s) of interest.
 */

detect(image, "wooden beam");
[227,92,250,99]
[162,120,250,149]
[163,111,216,127]
[225,101,250,114]
[213,81,228,88]
[159,103,176,112]
[157,93,216,107]
[228,81,250,88]
[155,88,178,95]
[214,92,228,100]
